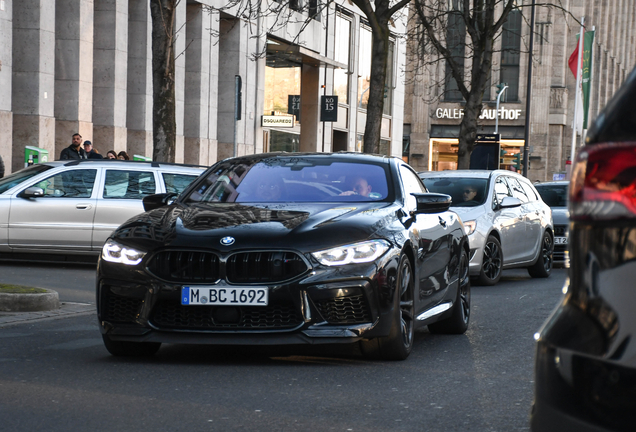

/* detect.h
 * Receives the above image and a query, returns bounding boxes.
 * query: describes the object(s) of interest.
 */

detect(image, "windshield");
[0,164,54,194]
[535,184,568,207]
[184,158,391,203]
[421,177,489,207]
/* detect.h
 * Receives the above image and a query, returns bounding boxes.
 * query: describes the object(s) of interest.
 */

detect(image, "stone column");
[217,18,242,160]
[174,0,185,163]
[0,0,13,173]
[183,3,210,165]
[126,0,152,158]
[12,0,56,172]
[93,0,128,155]
[54,0,93,160]
[299,64,320,152]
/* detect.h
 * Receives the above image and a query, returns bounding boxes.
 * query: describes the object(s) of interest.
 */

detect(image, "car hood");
[448,205,484,222]
[550,207,569,225]
[111,202,401,253]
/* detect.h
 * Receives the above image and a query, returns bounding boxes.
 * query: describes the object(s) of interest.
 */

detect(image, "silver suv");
[0,160,205,262]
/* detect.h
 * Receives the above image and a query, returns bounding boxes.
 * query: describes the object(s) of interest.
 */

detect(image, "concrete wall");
[0,0,13,172]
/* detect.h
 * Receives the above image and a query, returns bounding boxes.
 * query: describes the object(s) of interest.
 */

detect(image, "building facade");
[404,0,636,182]
[0,0,407,175]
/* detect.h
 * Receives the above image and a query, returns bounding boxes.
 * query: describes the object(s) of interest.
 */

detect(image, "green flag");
[581,31,595,129]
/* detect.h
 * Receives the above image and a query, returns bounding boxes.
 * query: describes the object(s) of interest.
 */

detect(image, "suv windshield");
[184,158,391,203]
[422,177,489,207]
[535,184,568,207]
[0,164,53,194]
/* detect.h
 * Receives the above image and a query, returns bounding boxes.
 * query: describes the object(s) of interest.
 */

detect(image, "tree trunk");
[363,25,389,154]
[457,96,482,169]
[150,0,177,162]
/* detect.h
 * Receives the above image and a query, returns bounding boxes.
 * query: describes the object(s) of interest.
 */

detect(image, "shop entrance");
[429,138,525,172]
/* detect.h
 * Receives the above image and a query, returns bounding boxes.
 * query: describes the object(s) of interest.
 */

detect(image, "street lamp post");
[495,84,508,135]
[522,0,536,177]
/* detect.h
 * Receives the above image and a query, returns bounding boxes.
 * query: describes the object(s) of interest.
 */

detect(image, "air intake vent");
[315,294,371,324]
[226,252,307,283]
[147,251,220,283]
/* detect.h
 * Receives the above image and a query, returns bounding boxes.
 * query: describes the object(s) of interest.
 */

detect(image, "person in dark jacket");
[84,141,103,159]
[60,133,87,160]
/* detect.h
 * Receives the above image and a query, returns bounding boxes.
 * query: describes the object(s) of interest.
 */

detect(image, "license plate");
[554,237,568,245]
[181,287,268,306]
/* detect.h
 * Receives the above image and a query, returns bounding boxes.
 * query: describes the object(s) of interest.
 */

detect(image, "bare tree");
[151,0,179,162]
[410,0,571,169]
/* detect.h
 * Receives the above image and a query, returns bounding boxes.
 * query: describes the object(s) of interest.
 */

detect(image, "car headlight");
[101,239,146,265]
[463,220,477,235]
[312,239,390,266]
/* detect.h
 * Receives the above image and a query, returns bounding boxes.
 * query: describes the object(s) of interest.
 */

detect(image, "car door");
[519,178,546,259]
[399,165,451,312]
[92,168,159,249]
[492,175,526,263]
[507,176,540,261]
[8,168,98,251]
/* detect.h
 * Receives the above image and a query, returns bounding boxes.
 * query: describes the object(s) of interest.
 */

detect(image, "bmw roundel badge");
[220,236,235,246]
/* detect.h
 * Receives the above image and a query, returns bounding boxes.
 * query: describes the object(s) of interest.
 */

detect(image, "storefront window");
[264,39,302,121]
[269,130,300,153]
[334,13,351,105]
[428,139,525,171]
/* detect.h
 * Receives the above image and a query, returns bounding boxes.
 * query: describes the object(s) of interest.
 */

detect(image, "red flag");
[568,30,584,78]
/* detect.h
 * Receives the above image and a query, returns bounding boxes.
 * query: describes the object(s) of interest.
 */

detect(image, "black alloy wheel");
[477,235,503,286]
[429,248,470,334]
[361,253,415,360]
[528,231,553,278]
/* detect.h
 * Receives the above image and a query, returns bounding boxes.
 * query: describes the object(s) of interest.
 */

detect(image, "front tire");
[528,231,553,278]
[102,335,161,357]
[477,235,503,286]
[429,249,470,334]
[361,253,414,361]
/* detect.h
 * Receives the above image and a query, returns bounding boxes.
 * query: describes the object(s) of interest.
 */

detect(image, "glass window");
[0,164,53,194]
[103,170,156,199]
[185,158,391,204]
[444,7,466,101]
[520,180,539,202]
[399,165,425,210]
[494,176,512,205]
[506,177,529,202]
[422,177,489,208]
[535,184,569,207]
[334,13,351,105]
[162,173,198,194]
[500,10,521,101]
[357,26,373,110]
[383,41,394,116]
[33,169,97,198]
[264,39,302,121]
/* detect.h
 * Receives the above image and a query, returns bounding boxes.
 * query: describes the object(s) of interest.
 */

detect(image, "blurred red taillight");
[569,142,636,220]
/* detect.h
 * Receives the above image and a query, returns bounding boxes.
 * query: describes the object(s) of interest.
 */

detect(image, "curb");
[0,289,60,312]
[0,302,95,327]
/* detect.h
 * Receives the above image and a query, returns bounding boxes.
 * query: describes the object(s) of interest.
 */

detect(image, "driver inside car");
[340,177,372,197]
[462,185,478,202]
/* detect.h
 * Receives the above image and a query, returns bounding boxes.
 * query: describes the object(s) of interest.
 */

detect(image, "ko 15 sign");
[320,95,338,122]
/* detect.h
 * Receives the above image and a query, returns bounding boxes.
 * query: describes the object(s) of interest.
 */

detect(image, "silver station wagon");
[0,160,205,262]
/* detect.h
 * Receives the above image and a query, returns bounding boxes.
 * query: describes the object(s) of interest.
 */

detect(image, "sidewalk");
[0,302,95,327]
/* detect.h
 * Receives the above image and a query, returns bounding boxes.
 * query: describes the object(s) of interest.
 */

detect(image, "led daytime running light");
[102,239,146,265]
[312,240,390,266]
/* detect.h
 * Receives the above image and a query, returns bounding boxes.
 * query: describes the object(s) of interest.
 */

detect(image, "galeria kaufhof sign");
[435,106,523,120]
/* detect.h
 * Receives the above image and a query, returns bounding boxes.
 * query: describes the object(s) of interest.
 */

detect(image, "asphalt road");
[0,264,567,432]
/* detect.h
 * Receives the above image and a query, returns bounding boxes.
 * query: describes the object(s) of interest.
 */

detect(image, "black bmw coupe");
[97,153,470,360]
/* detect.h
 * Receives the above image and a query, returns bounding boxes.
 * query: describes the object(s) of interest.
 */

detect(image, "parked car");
[97,152,470,359]
[534,181,569,266]
[419,170,554,285]
[531,67,636,431]
[0,159,204,262]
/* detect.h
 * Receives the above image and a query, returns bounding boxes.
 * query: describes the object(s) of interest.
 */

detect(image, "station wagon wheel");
[477,235,502,286]
[528,231,553,278]
[429,248,470,334]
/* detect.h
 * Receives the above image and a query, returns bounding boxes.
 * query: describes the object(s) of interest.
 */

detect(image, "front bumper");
[97,252,399,346]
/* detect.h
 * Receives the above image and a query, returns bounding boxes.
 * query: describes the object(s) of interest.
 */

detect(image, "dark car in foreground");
[97,153,470,360]
[531,67,636,430]
[534,181,569,266]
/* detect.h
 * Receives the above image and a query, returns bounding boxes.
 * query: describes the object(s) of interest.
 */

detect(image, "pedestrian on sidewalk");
[84,141,104,159]
[59,133,87,160]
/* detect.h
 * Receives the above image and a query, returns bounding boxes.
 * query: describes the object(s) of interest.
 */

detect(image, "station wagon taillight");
[569,142,636,220]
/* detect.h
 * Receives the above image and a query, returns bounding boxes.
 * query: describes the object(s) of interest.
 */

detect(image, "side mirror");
[412,193,452,214]
[19,187,45,198]
[142,193,178,212]
[499,196,522,209]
